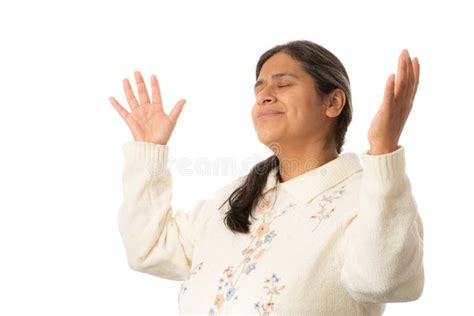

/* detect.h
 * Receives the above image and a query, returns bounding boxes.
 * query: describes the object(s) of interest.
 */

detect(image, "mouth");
[258,111,284,119]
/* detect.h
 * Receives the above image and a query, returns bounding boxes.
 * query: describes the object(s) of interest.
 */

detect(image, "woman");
[110,40,424,315]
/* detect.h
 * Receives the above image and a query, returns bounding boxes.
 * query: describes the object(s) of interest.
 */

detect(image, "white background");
[1,0,472,315]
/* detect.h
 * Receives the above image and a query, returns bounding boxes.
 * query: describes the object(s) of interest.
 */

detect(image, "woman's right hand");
[109,70,187,145]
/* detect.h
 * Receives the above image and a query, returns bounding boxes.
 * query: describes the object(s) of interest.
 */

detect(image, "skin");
[251,50,420,182]
[109,71,187,146]
[251,52,345,182]
[109,49,420,183]
[367,49,420,156]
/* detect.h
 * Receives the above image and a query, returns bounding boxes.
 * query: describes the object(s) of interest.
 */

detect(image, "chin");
[256,130,283,149]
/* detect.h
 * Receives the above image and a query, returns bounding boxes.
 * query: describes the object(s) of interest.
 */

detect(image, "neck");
[274,139,338,183]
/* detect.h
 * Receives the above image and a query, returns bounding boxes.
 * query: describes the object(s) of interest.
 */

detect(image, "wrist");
[368,144,400,155]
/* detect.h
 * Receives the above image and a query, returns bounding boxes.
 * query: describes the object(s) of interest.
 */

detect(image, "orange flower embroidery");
[254,273,286,315]
[256,198,270,214]
[208,201,296,315]
[256,223,269,237]
[253,249,265,260]
[214,294,224,309]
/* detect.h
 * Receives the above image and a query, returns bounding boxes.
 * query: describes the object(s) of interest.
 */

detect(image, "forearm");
[341,145,424,303]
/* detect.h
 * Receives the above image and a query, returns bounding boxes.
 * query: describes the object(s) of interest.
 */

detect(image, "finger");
[123,78,139,110]
[168,99,187,123]
[405,50,415,97]
[151,74,164,111]
[383,74,396,105]
[412,57,420,101]
[134,70,151,105]
[110,96,131,122]
[394,49,408,98]
[109,96,142,134]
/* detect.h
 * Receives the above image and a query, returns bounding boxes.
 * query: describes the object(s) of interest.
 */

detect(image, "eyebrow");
[254,72,299,90]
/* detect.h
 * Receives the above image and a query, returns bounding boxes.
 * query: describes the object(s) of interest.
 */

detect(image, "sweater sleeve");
[340,145,425,303]
[117,141,216,281]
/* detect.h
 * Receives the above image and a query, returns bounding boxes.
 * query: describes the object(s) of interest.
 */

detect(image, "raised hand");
[109,70,187,145]
[367,49,420,155]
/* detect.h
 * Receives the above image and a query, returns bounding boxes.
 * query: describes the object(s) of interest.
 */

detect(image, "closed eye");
[255,84,292,94]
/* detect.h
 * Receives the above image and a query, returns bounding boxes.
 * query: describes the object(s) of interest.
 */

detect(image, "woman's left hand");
[367,49,420,155]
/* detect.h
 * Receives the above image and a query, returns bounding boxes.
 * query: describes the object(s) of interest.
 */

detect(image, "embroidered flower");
[244,262,257,274]
[264,230,276,243]
[208,202,294,314]
[214,294,224,309]
[309,184,347,232]
[226,287,236,300]
[223,265,234,278]
[178,261,204,302]
[253,249,265,260]
[256,223,269,237]
[270,273,280,283]
[256,198,270,214]
[254,272,286,315]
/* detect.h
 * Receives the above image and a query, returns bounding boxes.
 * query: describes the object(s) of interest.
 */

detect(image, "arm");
[117,141,215,281]
[340,145,424,303]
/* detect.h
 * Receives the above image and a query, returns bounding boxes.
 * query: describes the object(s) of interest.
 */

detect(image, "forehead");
[258,52,304,80]
[255,53,303,89]
[258,52,302,77]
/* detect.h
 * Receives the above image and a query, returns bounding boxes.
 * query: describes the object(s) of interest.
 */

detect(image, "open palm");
[109,71,186,145]
[367,49,420,155]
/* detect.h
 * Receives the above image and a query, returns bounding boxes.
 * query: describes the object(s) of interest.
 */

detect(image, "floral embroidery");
[309,184,346,232]
[207,265,238,316]
[207,197,296,315]
[178,261,204,303]
[253,273,286,315]
[256,198,271,215]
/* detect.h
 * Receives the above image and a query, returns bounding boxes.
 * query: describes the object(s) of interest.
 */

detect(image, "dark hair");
[219,40,353,234]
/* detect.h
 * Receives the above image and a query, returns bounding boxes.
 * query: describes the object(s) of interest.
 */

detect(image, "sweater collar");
[261,152,363,204]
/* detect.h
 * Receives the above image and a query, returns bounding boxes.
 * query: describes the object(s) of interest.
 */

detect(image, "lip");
[258,110,284,118]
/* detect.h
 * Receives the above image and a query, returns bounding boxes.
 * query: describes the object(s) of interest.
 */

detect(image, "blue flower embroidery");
[253,272,286,314]
[226,286,236,300]
[264,230,276,243]
[244,262,257,274]
[208,201,295,314]
[271,273,280,283]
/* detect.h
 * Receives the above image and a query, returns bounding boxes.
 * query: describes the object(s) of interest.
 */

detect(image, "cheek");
[287,101,320,128]
[251,105,258,124]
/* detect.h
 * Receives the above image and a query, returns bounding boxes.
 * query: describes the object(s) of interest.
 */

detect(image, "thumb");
[169,99,186,123]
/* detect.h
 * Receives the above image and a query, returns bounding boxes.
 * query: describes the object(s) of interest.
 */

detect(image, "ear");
[324,89,346,118]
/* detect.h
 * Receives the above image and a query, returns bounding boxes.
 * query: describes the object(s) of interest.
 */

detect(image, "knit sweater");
[117,141,424,316]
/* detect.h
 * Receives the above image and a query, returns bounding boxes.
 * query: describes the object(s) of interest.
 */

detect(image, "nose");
[256,91,276,105]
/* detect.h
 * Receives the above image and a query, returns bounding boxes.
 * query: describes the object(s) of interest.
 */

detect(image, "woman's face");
[251,52,334,149]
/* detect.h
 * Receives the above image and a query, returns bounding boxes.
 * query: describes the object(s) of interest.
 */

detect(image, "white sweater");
[117,141,424,315]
